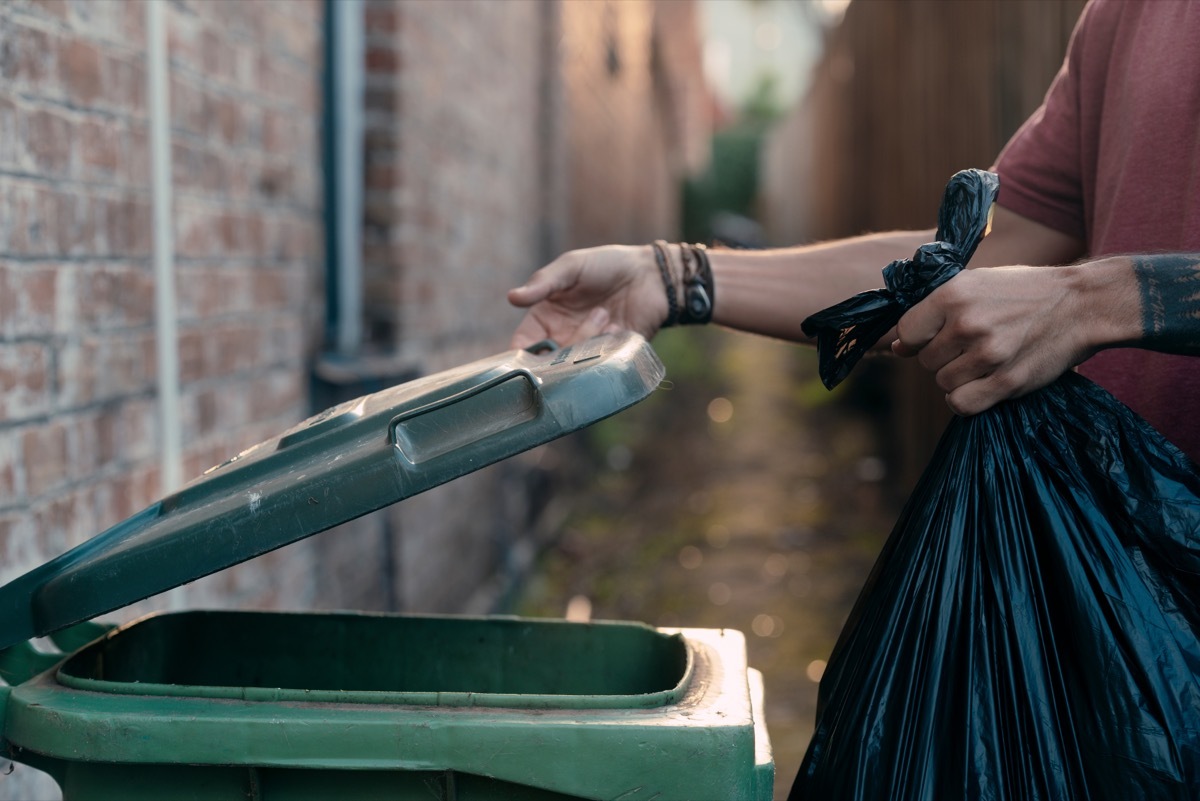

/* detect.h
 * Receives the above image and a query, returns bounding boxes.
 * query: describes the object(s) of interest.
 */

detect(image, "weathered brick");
[22,418,69,498]
[76,263,155,329]
[59,35,102,106]
[103,194,152,257]
[103,52,146,115]
[106,462,160,523]
[365,45,398,73]
[0,429,23,500]
[120,0,146,47]
[117,397,156,464]
[0,96,20,170]
[168,73,206,136]
[0,343,52,420]
[0,261,60,338]
[120,125,150,185]
[80,116,121,177]
[177,265,247,320]
[176,327,207,384]
[3,24,55,91]
[0,514,41,585]
[251,267,291,310]
[54,188,102,257]
[29,0,70,21]
[56,332,156,407]
[211,94,242,146]
[29,491,84,556]
[6,182,101,258]
[25,106,74,176]
[365,3,399,35]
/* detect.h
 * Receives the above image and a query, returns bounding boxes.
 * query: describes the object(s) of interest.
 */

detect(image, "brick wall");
[0,1,323,796]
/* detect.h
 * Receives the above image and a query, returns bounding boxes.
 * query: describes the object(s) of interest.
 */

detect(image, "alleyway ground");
[515,327,906,799]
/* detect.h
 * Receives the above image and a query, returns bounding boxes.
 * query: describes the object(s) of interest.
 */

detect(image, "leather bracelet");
[652,240,679,327]
[678,242,714,325]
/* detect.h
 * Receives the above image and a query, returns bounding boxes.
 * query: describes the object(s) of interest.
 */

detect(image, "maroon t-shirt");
[993,0,1200,462]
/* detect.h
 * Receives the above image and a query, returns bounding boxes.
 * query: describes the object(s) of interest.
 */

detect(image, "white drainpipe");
[146,0,185,609]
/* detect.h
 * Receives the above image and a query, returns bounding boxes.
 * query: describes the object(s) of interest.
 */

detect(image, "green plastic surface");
[3,611,774,800]
[56,611,692,709]
[0,333,664,650]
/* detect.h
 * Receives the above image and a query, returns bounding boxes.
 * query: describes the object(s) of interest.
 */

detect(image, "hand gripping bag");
[789,170,1200,801]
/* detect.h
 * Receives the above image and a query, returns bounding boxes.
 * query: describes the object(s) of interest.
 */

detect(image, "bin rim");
[53,609,697,710]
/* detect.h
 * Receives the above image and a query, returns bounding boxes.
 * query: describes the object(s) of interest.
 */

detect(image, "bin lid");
[0,333,664,650]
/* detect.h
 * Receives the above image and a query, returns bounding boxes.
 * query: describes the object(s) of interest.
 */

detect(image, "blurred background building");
[0,1,1085,798]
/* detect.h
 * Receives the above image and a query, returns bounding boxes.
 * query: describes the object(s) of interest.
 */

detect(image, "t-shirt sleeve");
[991,9,1090,242]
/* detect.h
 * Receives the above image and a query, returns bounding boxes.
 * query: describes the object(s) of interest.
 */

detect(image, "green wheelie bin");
[0,333,774,800]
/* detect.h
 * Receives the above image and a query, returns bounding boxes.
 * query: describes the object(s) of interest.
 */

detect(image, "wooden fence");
[762,0,1087,493]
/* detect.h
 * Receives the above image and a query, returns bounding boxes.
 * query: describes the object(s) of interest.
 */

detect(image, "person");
[508,0,1200,465]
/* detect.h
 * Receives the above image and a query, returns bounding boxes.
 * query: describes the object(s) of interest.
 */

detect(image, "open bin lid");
[0,332,664,651]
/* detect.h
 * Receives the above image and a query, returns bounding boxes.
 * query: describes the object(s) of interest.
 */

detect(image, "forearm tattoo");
[1133,253,1200,353]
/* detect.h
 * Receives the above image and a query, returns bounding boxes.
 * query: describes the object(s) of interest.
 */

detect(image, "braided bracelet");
[651,240,679,327]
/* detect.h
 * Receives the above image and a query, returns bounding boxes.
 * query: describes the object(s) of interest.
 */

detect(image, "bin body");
[3,611,774,800]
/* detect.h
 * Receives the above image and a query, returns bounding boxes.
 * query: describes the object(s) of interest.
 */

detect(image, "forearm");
[708,230,933,342]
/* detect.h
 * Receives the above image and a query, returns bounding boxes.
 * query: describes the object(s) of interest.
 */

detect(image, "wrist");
[1063,257,1143,356]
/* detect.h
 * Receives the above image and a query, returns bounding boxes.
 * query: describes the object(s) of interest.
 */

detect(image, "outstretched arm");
[510,205,1083,352]
[507,233,935,350]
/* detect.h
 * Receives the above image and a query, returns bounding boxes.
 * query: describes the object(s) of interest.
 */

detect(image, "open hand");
[507,245,668,349]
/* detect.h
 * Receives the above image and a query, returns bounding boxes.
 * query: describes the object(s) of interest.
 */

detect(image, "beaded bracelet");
[678,242,714,325]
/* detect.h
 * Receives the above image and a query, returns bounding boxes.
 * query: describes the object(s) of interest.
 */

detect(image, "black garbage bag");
[789,170,1200,800]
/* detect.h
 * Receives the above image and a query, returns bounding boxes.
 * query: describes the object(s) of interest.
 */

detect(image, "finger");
[570,306,611,343]
[893,326,962,371]
[931,346,999,394]
[507,262,578,309]
[943,360,1036,415]
[506,276,554,309]
[945,376,1009,417]
[895,295,948,354]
